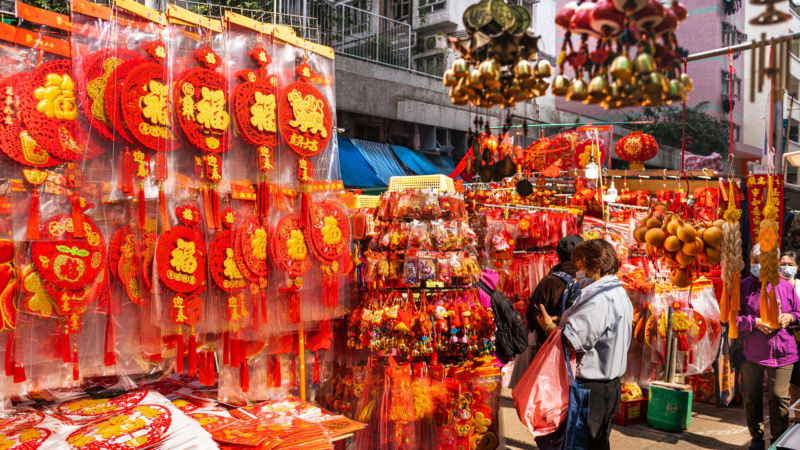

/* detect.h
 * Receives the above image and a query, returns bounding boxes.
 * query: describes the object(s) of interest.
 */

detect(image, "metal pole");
[686,31,800,62]
[489,120,654,130]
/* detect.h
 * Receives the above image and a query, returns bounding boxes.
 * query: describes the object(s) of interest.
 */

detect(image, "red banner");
[747,174,784,247]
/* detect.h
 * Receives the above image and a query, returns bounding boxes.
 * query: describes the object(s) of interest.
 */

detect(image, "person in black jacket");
[509,235,583,388]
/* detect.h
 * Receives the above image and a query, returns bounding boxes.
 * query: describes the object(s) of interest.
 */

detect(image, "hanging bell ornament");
[452,58,469,78]
[680,73,693,91]
[521,76,538,91]
[514,59,533,80]
[640,72,663,96]
[479,59,500,81]
[486,89,506,104]
[585,75,608,104]
[609,54,633,81]
[634,53,656,74]
[551,74,571,96]
[536,79,550,97]
[605,81,625,108]
[443,69,458,87]
[566,78,589,101]
[665,79,686,103]
[535,60,553,78]
[456,77,475,97]
[484,68,502,89]
[505,78,522,96]
[467,69,484,90]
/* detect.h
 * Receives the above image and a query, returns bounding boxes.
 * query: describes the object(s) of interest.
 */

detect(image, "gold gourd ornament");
[720,180,744,338]
[758,175,781,329]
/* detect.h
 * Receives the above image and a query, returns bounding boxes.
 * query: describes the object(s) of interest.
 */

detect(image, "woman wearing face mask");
[537,239,633,450]
[739,245,800,450]
[778,251,800,422]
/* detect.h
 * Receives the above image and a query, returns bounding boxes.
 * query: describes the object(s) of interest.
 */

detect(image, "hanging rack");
[606,202,650,211]
[475,203,573,213]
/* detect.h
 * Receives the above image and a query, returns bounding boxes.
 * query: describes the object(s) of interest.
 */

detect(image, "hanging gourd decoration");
[120,41,180,152]
[80,47,142,141]
[232,46,277,223]
[720,181,744,338]
[0,73,62,168]
[758,176,781,329]
[18,59,104,162]
[307,202,351,308]
[174,46,230,153]
[271,214,312,324]
[614,130,658,170]
[30,212,107,381]
[279,59,333,229]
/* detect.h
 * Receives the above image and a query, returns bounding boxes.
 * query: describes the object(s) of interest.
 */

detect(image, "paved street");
[501,388,755,449]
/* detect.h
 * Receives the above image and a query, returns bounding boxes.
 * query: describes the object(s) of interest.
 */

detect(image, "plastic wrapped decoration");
[758,175,781,329]
[720,180,744,339]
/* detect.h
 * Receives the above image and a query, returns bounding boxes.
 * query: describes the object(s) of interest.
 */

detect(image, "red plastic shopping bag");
[511,329,575,436]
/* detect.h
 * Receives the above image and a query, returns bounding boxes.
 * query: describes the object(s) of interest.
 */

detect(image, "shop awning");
[337,137,386,188]
[390,145,441,175]
[426,154,456,174]
[350,138,413,184]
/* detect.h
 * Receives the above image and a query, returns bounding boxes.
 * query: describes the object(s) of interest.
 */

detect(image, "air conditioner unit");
[424,35,447,51]
[434,35,447,49]
[409,31,417,47]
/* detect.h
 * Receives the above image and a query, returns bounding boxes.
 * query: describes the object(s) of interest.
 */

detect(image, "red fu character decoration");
[614,130,658,170]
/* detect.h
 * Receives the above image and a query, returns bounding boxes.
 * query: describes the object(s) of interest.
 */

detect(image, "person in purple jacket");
[739,244,800,450]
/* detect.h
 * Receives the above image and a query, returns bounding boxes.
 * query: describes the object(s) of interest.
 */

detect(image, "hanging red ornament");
[614,130,658,170]
[104,58,148,145]
[18,59,104,162]
[271,215,312,279]
[572,138,606,169]
[278,62,332,157]
[235,216,269,280]
[233,47,277,149]
[174,47,230,153]
[23,169,47,241]
[210,230,246,293]
[156,225,207,294]
[80,47,142,141]
[120,41,180,152]
[307,201,350,308]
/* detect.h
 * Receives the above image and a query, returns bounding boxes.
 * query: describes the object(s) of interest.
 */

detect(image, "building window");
[722,72,741,99]
[392,0,409,21]
[419,0,445,15]
[733,124,741,142]
[722,23,747,47]
[416,54,445,76]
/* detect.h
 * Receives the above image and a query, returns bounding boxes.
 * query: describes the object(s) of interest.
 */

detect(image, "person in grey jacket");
[537,239,633,450]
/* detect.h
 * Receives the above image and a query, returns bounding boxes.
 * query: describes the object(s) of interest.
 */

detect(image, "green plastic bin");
[646,384,693,431]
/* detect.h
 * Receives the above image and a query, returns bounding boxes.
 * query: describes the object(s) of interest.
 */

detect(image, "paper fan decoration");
[279,62,332,157]
[17,59,103,162]
[173,46,230,153]
[80,47,142,141]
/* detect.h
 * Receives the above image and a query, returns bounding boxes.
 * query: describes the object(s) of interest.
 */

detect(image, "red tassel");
[0,215,8,234]
[150,353,162,362]
[201,187,214,230]
[188,334,197,376]
[211,187,221,230]
[138,181,146,229]
[223,331,230,366]
[261,291,268,324]
[313,351,320,384]
[262,182,270,219]
[122,148,133,196]
[5,331,13,376]
[62,333,71,363]
[240,361,249,392]
[26,188,40,240]
[300,191,312,230]
[198,350,206,385]
[176,333,184,375]
[158,186,170,232]
[72,192,85,238]
[13,363,25,383]
[231,338,240,368]
[117,153,124,192]
[252,295,258,331]
[104,310,116,366]
[206,350,215,385]
[290,355,297,387]
[270,356,281,387]
[72,347,79,381]
[289,292,300,323]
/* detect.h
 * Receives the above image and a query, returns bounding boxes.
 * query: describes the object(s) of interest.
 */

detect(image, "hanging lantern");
[615,130,658,170]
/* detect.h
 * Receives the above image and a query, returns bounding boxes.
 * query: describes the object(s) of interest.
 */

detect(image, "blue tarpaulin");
[337,137,385,188]
[390,145,441,175]
[350,139,412,184]
[426,154,456,174]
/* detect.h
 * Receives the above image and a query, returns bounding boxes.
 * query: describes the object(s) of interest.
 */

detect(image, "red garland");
[18,59,104,162]
[210,230,246,293]
[80,47,142,141]
[31,214,107,292]
[270,214,312,278]
[155,225,207,294]
[173,48,230,153]
[0,73,63,168]
[120,62,180,152]
[104,58,148,145]
[278,80,332,157]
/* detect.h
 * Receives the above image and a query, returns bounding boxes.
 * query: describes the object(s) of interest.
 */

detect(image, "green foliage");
[28,0,68,15]
[624,102,730,157]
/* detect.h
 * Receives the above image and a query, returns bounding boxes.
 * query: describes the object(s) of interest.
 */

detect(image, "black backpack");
[477,280,528,361]
[550,271,582,316]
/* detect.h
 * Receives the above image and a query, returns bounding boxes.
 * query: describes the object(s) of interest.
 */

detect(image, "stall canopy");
[426,154,456,174]
[391,145,450,175]
[337,137,386,188]
[350,138,413,184]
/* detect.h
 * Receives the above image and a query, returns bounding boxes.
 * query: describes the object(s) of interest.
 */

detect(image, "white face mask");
[576,270,593,287]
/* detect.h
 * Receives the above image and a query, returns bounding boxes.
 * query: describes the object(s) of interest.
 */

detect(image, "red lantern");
[573,138,606,169]
[615,130,658,170]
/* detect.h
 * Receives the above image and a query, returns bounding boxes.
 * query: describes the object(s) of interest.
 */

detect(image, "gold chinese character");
[133,150,148,178]
[195,87,229,131]
[35,73,77,120]
[250,92,276,132]
[140,80,170,126]
[170,239,197,274]
[286,89,327,138]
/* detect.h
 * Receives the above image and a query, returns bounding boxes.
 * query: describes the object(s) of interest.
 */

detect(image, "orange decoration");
[615,130,658,170]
